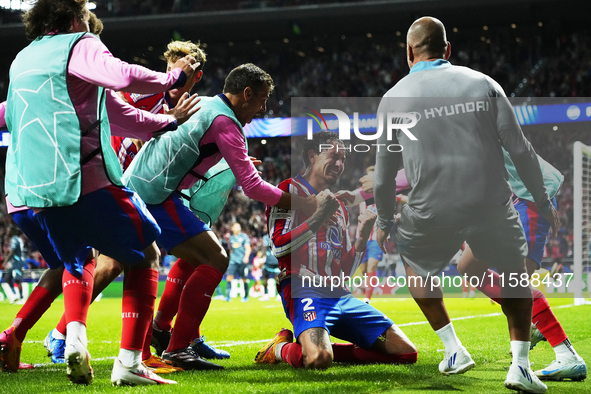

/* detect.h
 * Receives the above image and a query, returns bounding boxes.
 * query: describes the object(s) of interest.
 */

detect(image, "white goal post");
[573,141,591,305]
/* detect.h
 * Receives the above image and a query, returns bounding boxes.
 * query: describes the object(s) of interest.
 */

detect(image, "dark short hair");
[23,0,88,40]
[223,63,274,95]
[301,131,348,167]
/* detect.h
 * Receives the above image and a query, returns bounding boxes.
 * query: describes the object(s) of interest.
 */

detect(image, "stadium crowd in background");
[0,2,589,392]
[0,127,587,280]
[0,21,590,116]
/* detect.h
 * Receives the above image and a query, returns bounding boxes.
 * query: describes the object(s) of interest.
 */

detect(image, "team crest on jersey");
[327,225,342,248]
[303,311,317,322]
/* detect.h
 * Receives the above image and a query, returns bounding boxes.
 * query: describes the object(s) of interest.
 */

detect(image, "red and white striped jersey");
[111,136,138,171]
[266,175,363,282]
[111,92,171,171]
[121,92,167,114]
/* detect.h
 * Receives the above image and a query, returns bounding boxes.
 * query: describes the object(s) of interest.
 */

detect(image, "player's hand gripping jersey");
[111,92,171,171]
[266,175,363,291]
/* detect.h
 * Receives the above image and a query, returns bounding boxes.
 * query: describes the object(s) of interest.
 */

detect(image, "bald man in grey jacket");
[374,17,558,394]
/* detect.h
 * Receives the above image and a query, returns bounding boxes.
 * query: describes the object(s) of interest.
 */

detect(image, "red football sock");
[477,269,501,303]
[142,319,154,360]
[365,272,377,299]
[532,288,567,347]
[121,268,158,351]
[12,286,57,342]
[56,314,67,336]
[332,343,417,364]
[154,258,194,332]
[62,259,96,325]
[281,342,303,368]
[167,265,223,352]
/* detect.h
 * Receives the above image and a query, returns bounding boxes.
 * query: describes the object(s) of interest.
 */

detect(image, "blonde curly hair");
[163,40,206,71]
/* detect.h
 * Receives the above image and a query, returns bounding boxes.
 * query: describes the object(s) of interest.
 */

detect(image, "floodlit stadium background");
[0,2,590,393]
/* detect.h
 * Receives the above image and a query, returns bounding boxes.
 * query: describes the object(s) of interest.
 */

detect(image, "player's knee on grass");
[300,327,334,369]
[303,348,333,369]
[376,325,417,356]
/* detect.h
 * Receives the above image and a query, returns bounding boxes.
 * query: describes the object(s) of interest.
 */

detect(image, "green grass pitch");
[1,292,589,393]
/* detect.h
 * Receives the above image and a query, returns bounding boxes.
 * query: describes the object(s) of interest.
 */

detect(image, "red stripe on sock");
[281,342,303,368]
[532,288,567,347]
[155,259,194,332]
[13,286,56,342]
[62,259,95,325]
[167,265,223,352]
[121,268,158,351]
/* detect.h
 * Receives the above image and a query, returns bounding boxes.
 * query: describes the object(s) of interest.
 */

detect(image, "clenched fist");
[315,190,340,218]
[357,210,377,240]
[307,190,340,233]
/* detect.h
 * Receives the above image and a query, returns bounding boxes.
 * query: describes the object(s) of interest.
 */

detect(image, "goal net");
[573,141,591,305]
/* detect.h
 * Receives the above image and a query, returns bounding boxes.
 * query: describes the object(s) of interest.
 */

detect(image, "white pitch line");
[397,312,502,327]
[213,339,271,348]
[555,303,584,308]
[24,340,116,344]
[23,303,583,359]
[33,356,116,368]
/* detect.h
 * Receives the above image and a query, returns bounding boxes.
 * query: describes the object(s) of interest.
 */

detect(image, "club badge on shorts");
[303,311,317,322]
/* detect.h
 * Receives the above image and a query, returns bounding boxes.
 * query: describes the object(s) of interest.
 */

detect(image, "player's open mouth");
[327,169,340,176]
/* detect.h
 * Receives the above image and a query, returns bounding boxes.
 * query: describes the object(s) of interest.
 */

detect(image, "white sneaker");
[259,295,270,302]
[505,363,547,393]
[111,357,177,386]
[439,346,476,375]
[65,342,93,385]
[363,298,371,304]
[534,356,587,381]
